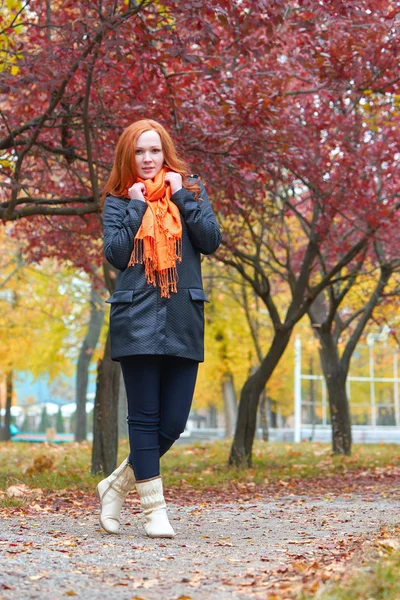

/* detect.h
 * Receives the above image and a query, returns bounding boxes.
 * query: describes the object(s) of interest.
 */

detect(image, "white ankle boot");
[135,476,176,538]
[96,457,136,534]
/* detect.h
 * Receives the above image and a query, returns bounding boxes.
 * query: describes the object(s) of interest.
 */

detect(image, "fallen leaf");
[142,579,159,589]
[291,560,309,573]
[213,541,233,547]
[376,538,400,552]
[6,484,31,497]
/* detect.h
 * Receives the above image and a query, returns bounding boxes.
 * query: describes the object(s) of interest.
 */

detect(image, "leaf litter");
[1,478,399,599]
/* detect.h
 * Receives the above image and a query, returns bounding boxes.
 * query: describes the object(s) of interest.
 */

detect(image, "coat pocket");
[105,290,134,303]
[188,288,210,303]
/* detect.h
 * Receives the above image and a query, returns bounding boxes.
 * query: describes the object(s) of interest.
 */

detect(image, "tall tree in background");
[198,259,272,436]
[308,239,400,453]
[210,2,400,464]
[75,281,105,442]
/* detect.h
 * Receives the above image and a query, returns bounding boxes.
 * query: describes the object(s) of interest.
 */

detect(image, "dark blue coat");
[102,180,222,362]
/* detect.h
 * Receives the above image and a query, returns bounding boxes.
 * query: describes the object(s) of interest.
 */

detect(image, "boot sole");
[95,485,120,535]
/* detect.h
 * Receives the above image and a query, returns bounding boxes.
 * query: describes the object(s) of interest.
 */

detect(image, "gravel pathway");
[1,494,399,600]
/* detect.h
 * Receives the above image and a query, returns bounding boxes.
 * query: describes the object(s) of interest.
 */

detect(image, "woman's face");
[135,130,165,180]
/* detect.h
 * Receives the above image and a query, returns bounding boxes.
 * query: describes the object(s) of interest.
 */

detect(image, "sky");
[14,364,97,406]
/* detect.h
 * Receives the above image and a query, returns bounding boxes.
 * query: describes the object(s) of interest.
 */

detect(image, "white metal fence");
[294,336,400,443]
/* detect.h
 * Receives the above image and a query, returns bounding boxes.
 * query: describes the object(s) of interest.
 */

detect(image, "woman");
[97,119,222,538]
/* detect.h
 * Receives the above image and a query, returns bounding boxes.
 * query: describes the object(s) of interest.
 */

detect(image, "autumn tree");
[307,239,400,453]
[209,2,400,464]
[197,259,272,436]
[75,282,105,442]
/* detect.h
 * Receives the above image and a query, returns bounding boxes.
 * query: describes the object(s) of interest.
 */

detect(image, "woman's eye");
[135,150,142,154]
[152,149,160,153]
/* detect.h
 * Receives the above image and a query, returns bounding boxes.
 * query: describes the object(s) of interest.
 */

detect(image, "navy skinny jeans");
[119,354,199,481]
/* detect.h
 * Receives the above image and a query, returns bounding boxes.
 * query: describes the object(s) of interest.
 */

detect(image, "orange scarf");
[127,166,182,298]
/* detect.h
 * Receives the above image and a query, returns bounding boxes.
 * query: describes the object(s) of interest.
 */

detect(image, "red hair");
[101,119,200,208]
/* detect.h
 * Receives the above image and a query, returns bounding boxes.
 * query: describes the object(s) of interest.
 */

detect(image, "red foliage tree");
[203,1,400,462]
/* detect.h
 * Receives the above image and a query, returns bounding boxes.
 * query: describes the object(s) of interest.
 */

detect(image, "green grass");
[0,496,26,508]
[164,440,400,488]
[302,537,400,600]
[1,439,399,501]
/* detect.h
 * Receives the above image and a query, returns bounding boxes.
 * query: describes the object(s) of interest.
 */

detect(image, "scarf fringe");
[156,266,179,298]
[128,236,182,298]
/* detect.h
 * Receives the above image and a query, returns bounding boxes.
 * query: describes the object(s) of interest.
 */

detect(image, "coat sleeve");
[170,181,222,255]
[102,195,148,271]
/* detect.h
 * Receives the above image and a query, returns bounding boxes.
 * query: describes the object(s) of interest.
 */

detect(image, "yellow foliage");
[0,226,96,382]
[194,266,262,411]
[0,0,26,74]
[193,258,312,416]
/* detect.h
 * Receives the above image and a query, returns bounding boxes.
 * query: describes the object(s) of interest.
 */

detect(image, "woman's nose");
[143,152,153,162]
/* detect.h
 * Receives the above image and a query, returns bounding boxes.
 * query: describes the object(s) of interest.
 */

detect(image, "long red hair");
[101,119,200,208]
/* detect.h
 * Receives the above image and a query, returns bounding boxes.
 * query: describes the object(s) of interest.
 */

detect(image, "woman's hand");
[128,182,147,202]
[164,171,182,195]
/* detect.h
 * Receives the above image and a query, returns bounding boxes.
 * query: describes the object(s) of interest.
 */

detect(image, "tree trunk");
[0,370,12,441]
[229,329,292,467]
[223,372,237,439]
[91,327,120,475]
[209,404,217,428]
[75,285,105,442]
[318,340,352,455]
[325,373,352,454]
[118,368,128,439]
[308,356,316,442]
[5,369,12,440]
[259,391,269,441]
[269,398,278,428]
[308,264,392,456]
